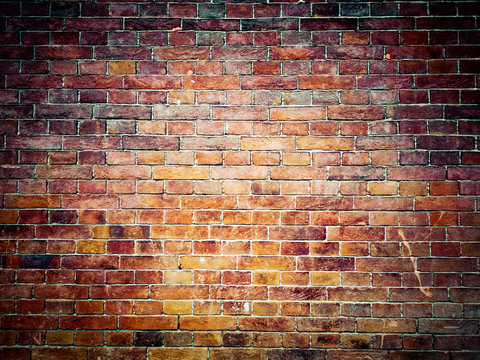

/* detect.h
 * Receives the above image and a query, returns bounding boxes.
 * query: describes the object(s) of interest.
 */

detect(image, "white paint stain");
[398,229,432,297]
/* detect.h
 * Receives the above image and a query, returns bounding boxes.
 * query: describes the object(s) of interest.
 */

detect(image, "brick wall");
[1,1,479,359]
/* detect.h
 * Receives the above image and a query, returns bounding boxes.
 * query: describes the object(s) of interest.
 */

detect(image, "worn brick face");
[0,1,478,358]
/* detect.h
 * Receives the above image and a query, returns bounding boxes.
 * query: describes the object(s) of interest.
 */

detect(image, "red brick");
[416,197,474,211]
[2,315,58,330]
[299,76,356,90]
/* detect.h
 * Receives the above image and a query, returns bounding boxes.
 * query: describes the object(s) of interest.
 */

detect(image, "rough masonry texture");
[0,0,479,359]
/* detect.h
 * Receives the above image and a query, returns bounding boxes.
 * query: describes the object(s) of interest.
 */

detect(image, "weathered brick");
[150,348,208,360]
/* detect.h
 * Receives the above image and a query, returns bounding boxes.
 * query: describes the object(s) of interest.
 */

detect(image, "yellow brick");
[311,272,340,286]
[164,300,192,315]
[164,271,192,284]
[369,181,398,195]
[253,301,280,316]
[194,332,222,346]
[253,271,280,285]
[77,240,105,254]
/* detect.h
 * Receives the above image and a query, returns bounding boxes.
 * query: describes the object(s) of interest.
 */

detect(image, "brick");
[298,137,354,150]
[150,348,207,360]
[416,197,474,211]
[297,197,353,210]
[151,225,207,239]
[357,136,414,150]
[238,317,294,332]
[119,316,177,330]
[298,257,354,271]
[270,107,326,121]
[180,316,237,331]
[299,76,356,90]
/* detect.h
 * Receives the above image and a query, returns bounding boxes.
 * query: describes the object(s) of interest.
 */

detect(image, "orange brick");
[138,121,167,134]
[370,211,398,226]
[194,210,222,224]
[196,152,222,165]
[298,137,354,150]
[154,166,209,180]
[252,241,280,255]
[109,61,136,75]
[165,210,193,224]
[252,152,280,165]
[194,241,221,255]
[281,181,310,195]
[166,152,194,165]
[135,301,163,315]
[137,180,164,194]
[169,91,195,105]
[137,151,165,164]
[241,137,295,151]
[223,211,252,225]
[0,210,18,223]
[194,181,222,195]
[399,181,428,195]
[226,121,252,134]
[107,210,135,224]
[283,152,310,165]
[342,152,369,165]
[270,106,326,121]
[223,181,250,195]
[193,301,221,315]
[180,316,237,330]
[282,272,309,286]
[180,256,236,270]
[340,181,367,195]
[369,181,398,195]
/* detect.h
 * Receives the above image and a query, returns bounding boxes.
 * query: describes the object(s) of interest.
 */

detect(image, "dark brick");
[269,349,326,360]
[19,255,60,269]
[51,2,80,17]
[198,4,225,18]
[135,332,163,347]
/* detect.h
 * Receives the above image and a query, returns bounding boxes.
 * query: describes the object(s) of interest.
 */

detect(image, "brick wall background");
[1,0,479,359]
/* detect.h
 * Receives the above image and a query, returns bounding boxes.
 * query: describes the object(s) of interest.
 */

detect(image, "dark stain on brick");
[268,349,326,360]
[19,255,59,269]
[163,331,192,347]
[135,332,163,347]
[223,332,251,347]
